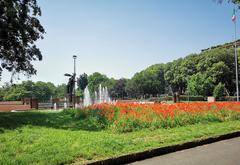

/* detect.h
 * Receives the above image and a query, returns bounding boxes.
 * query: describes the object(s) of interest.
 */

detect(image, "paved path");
[129,137,240,165]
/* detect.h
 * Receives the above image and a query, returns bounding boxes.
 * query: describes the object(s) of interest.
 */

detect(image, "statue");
[66,75,75,102]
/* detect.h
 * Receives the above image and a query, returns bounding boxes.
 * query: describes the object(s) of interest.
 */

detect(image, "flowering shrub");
[77,102,240,132]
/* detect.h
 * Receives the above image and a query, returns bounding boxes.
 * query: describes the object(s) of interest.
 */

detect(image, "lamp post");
[233,6,239,101]
[73,55,77,108]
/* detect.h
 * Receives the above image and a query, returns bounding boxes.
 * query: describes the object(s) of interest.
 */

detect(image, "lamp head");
[64,73,72,77]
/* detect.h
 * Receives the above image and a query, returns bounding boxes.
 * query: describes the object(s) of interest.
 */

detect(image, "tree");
[20,80,35,98]
[0,87,4,101]
[235,0,240,4]
[187,73,215,97]
[77,73,88,91]
[217,0,240,5]
[196,48,236,95]
[55,84,67,98]
[3,84,27,101]
[1,81,68,101]
[0,0,45,80]
[126,72,144,98]
[141,64,166,96]
[125,64,166,99]
[213,83,225,99]
[111,78,128,99]
[33,81,55,101]
[87,72,114,96]
[165,59,186,94]
[2,81,35,101]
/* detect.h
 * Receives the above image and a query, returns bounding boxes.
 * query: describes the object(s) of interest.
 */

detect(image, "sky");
[0,0,238,85]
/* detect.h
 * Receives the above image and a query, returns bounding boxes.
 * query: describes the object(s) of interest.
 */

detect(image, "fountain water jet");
[83,84,112,107]
[83,86,92,107]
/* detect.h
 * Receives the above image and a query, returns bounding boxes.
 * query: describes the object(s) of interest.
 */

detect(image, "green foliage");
[51,47,240,99]
[187,73,215,96]
[77,73,88,91]
[3,84,27,101]
[213,83,225,99]
[125,77,141,98]
[126,64,165,97]
[165,58,188,94]
[75,88,83,97]
[1,47,239,100]
[110,78,128,99]
[33,81,55,101]
[218,0,240,5]
[179,95,205,102]
[87,72,116,96]
[0,81,67,101]
[0,0,45,78]
[55,84,67,98]
[124,47,239,98]
[235,0,240,4]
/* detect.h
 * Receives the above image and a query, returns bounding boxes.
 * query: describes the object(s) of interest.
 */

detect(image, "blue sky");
[0,0,238,85]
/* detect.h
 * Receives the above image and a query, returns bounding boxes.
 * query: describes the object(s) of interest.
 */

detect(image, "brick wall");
[0,101,31,112]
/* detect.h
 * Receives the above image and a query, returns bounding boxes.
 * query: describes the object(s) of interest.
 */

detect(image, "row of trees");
[1,0,240,101]
[127,48,240,98]
[1,47,239,101]
[0,81,66,101]
[76,48,240,99]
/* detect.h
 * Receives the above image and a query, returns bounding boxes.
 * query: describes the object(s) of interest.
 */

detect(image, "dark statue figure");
[66,75,75,102]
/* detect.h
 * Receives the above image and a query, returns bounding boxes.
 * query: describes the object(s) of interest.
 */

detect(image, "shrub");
[213,83,225,99]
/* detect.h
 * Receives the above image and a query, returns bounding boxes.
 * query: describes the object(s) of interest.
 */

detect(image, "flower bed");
[77,102,240,132]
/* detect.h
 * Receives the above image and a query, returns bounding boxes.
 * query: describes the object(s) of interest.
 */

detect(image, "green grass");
[0,110,240,165]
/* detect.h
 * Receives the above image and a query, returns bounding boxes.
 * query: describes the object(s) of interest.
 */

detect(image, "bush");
[213,83,225,99]
[219,96,239,101]
[179,95,205,102]
[151,95,205,102]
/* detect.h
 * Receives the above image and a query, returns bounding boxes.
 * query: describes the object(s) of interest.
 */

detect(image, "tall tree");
[77,73,88,91]
[55,84,67,98]
[0,0,45,80]
[218,0,240,5]
[111,78,128,99]
[87,72,112,95]
[33,81,55,101]
[187,73,215,97]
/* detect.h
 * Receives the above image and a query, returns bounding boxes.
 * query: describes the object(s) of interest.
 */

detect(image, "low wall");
[0,101,31,112]
[0,101,23,105]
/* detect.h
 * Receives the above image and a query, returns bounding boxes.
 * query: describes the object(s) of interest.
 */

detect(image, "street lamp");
[64,73,72,77]
[233,5,239,101]
[64,55,77,108]
[73,55,77,108]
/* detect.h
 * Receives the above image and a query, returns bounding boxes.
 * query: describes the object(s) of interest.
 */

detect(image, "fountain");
[83,84,112,107]
[54,103,57,110]
[83,86,92,107]
[96,84,111,104]
[64,97,67,109]
[94,91,98,104]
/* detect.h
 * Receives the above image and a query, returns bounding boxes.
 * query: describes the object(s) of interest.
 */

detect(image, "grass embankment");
[0,107,240,165]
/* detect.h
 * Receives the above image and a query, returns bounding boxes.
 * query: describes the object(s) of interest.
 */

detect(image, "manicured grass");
[0,110,240,165]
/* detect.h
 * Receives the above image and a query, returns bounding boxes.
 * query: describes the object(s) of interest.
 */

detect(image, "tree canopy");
[0,47,239,101]
[0,0,45,80]
[77,73,88,91]
[0,81,66,101]
[125,47,240,98]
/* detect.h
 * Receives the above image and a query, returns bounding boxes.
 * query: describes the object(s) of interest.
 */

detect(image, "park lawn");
[0,111,240,165]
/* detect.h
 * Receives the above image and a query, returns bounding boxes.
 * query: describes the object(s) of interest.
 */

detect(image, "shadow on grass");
[0,110,107,131]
